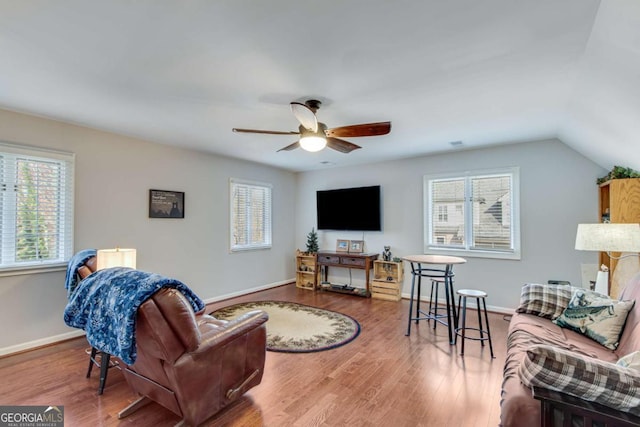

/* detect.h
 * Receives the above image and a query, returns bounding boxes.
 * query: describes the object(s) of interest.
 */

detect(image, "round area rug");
[210,301,360,353]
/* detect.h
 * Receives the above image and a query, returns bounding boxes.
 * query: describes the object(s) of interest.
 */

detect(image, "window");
[437,205,448,222]
[0,142,74,271]
[230,178,272,251]
[424,167,520,259]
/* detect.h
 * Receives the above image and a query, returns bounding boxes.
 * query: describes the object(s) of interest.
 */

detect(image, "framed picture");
[336,239,349,252]
[149,189,185,218]
[349,240,364,253]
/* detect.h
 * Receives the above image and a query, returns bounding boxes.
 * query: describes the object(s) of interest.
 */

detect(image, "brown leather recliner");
[74,256,268,426]
[118,288,268,427]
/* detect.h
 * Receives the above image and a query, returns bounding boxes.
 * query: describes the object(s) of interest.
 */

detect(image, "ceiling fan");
[232,99,391,153]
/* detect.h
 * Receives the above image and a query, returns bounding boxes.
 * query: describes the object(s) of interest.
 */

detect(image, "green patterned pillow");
[553,289,635,350]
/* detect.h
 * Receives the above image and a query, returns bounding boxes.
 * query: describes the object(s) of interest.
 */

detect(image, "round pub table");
[403,254,467,344]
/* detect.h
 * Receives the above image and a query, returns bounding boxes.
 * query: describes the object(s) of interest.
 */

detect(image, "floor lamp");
[575,223,640,296]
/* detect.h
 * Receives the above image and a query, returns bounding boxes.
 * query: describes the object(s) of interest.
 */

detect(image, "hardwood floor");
[0,284,510,426]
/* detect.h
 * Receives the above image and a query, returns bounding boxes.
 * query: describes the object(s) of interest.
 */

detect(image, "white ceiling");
[0,0,638,173]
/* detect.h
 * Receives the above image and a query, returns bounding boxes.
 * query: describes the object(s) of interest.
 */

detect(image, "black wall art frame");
[149,189,185,218]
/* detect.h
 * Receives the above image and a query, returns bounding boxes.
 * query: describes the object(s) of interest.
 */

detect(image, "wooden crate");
[296,251,317,291]
[371,260,403,301]
[371,280,401,301]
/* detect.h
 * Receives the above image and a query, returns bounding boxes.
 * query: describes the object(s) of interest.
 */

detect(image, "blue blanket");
[63,267,205,365]
[65,248,97,299]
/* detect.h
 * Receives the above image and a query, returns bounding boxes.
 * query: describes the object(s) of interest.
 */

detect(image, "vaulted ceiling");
[0,1,638,172]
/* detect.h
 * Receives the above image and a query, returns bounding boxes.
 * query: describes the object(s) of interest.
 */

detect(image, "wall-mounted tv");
[316,185,382,231]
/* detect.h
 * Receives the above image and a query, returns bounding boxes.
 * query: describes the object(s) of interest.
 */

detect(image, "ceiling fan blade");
[326,137,361,153]
[233,128,299,135]
[325,122,391,138]
[290,102,318,132]
[277,141,300,152]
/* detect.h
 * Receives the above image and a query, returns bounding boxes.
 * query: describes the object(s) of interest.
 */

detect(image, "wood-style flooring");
[0,283,510,426]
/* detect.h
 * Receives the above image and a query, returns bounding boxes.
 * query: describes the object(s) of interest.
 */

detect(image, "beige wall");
[296,139,607,310]
[0,106,610,354]
[0,108,297,353]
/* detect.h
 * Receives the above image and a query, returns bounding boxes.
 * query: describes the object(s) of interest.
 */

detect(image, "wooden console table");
[316,251,379,297]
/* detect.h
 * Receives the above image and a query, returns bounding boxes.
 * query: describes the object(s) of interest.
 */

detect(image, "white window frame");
[229,178,272,252]
[0,141,75,275]
[423,167,521,260]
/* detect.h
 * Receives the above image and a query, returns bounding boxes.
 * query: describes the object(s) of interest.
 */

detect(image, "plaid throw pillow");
[515,283,574,319]
[519,344,640,416]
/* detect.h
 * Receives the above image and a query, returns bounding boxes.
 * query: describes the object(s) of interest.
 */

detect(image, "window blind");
[230,178,272,251]
[0,142,74,270]
[424,167,520,259]
[431,178,465,248]
[471,175,512,250]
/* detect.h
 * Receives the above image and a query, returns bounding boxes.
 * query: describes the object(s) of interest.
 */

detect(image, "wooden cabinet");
[371,260,404,301]
[296,251,317,291]
[598,178,640,296]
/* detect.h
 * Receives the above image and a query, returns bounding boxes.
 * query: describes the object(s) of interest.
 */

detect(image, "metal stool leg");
[428,280,434,323]
[87,347,112,394]
[86,347,97,378]
[448,273,458,329]
[444,278,455,344]
[454,294,461,345]
[459,295,467,355]
[432,280,440,330]
[406,269,418,336]
[476,297,485,347]
[98,352,110,395]
[482,298,495,358]
[415,274,422,325]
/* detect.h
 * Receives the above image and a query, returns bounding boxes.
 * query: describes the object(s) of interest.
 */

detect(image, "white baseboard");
[0,329,86,357]
[201,278,294,305]
[0,279,294,357]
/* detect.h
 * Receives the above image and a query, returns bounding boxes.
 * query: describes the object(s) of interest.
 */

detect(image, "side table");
[403,254,467,344]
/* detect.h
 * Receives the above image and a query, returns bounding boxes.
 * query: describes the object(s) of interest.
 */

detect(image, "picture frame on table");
[149,189,185,218]
[349,240,364,253]
[336,239,349,252]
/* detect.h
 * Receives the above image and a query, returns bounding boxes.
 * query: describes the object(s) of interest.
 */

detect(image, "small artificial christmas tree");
[305,227,319,254]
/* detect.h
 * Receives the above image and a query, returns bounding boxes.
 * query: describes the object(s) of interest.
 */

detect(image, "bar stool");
[454,289,494,358]
[428,276,454,331]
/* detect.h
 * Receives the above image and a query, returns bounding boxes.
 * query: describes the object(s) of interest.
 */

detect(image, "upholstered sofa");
[501,273,640,427]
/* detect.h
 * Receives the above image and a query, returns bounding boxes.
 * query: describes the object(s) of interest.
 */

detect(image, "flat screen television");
[316,185,381,231]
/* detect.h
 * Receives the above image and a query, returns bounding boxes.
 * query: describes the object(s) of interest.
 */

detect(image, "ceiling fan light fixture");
[233,100,389,154]
[299,135,327,152]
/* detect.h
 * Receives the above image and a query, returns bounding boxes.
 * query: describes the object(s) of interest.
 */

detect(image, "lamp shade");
[575,223,640,252]
[97,248,137,270]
